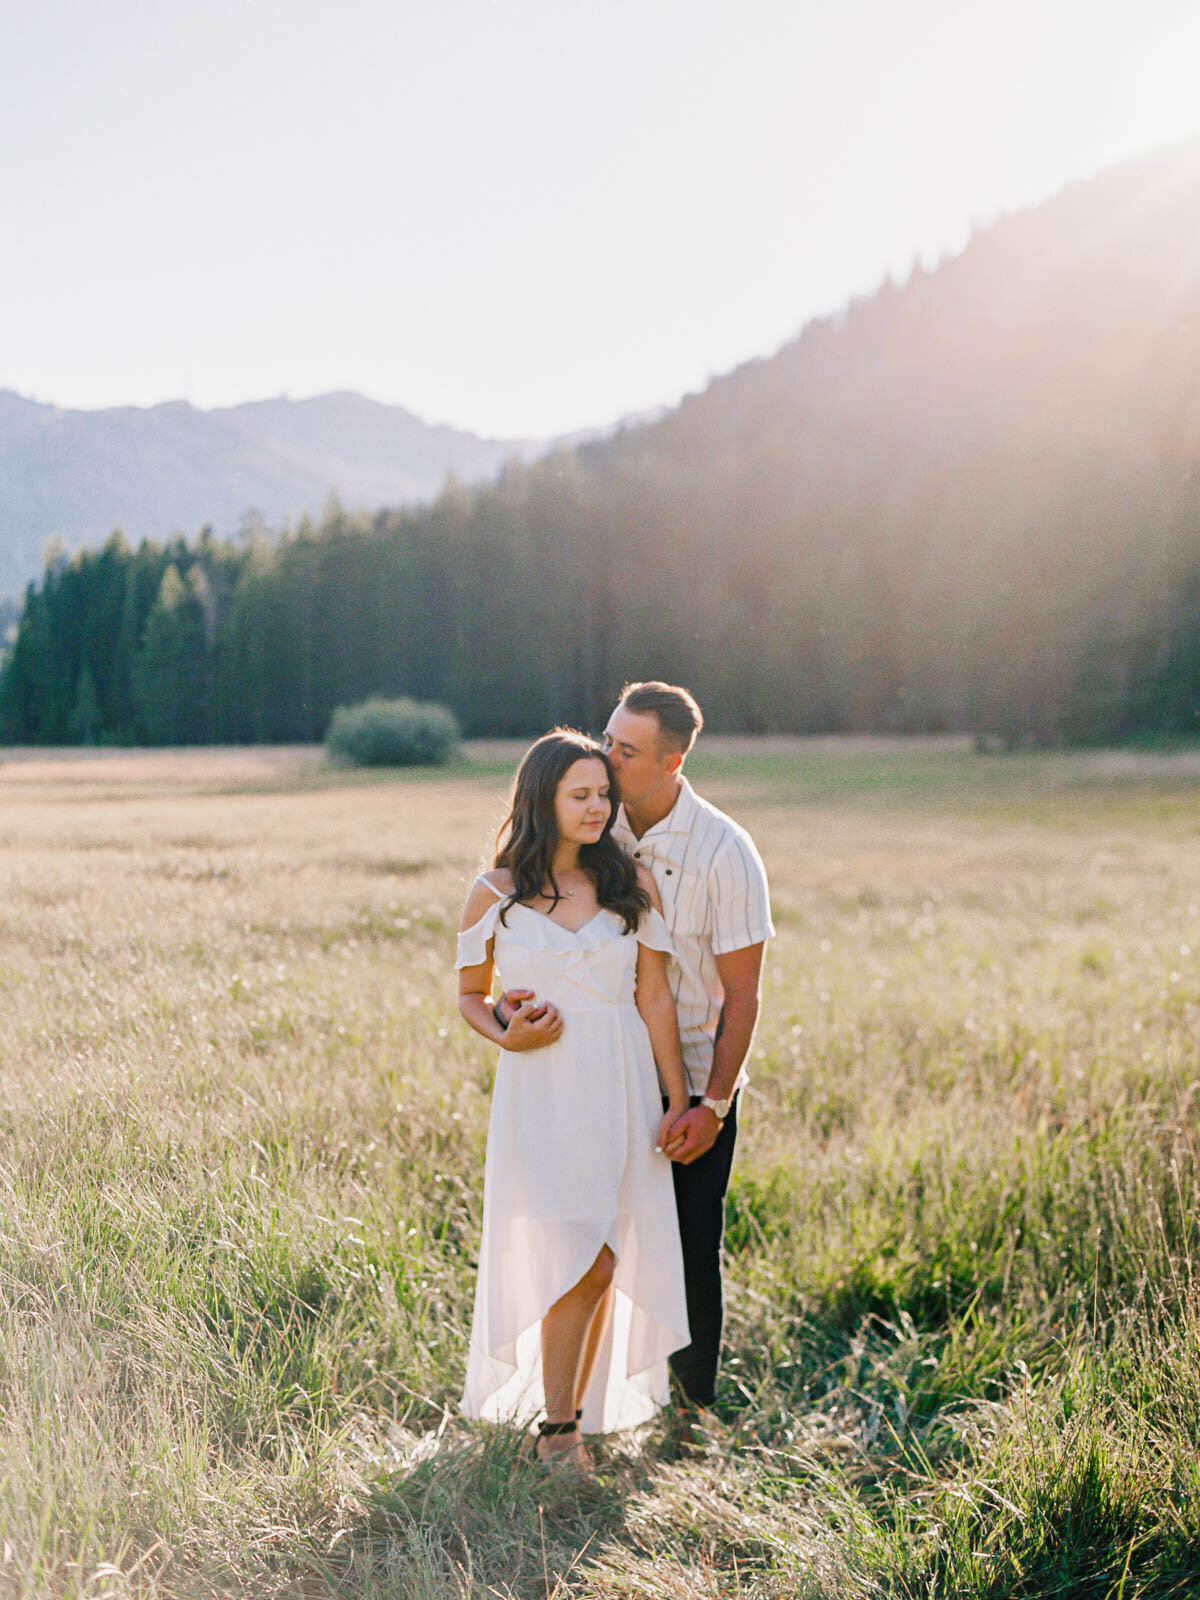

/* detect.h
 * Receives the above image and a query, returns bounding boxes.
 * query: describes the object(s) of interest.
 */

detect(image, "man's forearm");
[704,996,759,1102]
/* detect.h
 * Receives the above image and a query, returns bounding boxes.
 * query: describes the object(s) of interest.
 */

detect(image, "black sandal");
[533,1417,586,1468]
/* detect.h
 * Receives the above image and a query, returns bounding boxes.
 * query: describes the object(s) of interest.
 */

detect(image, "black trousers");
[663,1092,739,1407]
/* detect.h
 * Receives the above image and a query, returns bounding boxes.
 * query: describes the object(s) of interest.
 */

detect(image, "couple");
[455,681,774,1465]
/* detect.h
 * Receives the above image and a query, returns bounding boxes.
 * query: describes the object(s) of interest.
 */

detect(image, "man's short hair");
[617,681,704,756]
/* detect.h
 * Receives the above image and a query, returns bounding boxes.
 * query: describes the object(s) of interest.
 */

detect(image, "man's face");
[602,705,678,805]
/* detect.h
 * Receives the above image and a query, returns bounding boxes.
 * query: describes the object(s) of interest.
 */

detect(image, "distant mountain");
[0,389,555,597]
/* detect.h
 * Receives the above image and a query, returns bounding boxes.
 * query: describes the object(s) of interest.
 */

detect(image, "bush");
[325,697,461,767]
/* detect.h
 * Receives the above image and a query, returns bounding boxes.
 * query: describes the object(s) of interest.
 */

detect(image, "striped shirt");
[611,777,774,1096]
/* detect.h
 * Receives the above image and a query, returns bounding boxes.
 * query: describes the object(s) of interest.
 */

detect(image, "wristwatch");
[701,1093,729,1121]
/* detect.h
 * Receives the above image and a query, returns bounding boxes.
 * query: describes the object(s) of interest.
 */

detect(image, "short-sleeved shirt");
[611,777,775,1096]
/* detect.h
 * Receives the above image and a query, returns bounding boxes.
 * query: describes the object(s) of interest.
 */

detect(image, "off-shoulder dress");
[455,877,690,1433]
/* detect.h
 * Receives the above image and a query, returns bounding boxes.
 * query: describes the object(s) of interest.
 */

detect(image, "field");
[2,738,1200,1599]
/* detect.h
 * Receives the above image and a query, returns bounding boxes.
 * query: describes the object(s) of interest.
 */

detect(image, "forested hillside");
[5,140,1200,746]
[0,389,544,596]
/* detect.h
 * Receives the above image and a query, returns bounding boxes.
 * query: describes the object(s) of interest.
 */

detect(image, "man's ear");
[664,749,684,778]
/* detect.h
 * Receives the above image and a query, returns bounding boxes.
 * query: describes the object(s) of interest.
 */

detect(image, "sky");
[3,0,1200,439]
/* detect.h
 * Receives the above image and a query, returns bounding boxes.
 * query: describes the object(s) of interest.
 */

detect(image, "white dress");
[456,878,690,1433]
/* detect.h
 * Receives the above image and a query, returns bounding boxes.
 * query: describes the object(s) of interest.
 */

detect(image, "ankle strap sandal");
[537,1418,578,1438]
[533,1415,589,1470]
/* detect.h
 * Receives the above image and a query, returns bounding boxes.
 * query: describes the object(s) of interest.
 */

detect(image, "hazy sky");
[3,0,1199,437]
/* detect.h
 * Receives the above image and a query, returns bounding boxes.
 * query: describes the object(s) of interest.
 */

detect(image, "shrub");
[325,697,461,767]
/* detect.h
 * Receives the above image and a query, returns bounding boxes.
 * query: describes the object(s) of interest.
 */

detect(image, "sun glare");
[1129,18,1200,149]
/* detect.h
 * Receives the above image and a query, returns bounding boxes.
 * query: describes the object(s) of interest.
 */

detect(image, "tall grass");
[0,740,1198,1597]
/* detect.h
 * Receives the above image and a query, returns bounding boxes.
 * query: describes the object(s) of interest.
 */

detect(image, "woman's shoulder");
[460,869,513,930]
[634,862,663,910]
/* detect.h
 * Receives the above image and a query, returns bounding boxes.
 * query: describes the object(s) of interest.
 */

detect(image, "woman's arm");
[633,867,689,1151]
[457,878,563,1051]
[635,942,690,1109]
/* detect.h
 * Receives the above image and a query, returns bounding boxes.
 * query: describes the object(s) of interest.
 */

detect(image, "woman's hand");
[502,998,564,1052]
[655,1102,690,1156]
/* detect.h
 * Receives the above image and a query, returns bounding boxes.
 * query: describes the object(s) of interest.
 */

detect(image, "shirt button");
[634,851,641,858]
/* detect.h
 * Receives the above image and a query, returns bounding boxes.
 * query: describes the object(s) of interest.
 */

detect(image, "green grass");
[0,738,1199,1597]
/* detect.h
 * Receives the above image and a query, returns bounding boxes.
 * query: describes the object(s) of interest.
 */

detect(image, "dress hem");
[461,1216,689,1432]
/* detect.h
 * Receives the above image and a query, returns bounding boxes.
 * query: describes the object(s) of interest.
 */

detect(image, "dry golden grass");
[1,737,1199,1598]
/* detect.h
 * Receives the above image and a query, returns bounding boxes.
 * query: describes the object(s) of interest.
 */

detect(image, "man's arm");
[667,941,764,1165]
[706,942,764,1102]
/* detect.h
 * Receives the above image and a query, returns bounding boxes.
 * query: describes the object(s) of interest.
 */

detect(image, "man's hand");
[501,998,564,1052]
[493,987,535,1028]
[666,1104,722,1165]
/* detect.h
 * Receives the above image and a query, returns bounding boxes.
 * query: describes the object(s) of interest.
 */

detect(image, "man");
[499,681,774,1417]
[603,681,773,1416]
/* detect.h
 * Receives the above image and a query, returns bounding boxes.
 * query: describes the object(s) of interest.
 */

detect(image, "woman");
[455,729,691,1466]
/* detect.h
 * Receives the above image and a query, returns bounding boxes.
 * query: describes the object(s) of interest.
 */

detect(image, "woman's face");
[553,757,611,846]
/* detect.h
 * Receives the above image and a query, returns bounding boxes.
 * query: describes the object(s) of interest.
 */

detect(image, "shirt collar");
[615,775,698,841]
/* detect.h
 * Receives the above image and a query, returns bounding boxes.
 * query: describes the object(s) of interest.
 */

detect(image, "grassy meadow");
[1,737,1200,1598]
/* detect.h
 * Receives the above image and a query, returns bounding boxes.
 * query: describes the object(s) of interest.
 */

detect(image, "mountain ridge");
[0,386,596,597]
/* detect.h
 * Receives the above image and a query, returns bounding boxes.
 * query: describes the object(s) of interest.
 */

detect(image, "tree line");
[2,444,1200,749]
[5,142,1200,747]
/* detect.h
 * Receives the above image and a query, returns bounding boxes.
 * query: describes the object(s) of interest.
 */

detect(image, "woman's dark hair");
[494,728,650,935]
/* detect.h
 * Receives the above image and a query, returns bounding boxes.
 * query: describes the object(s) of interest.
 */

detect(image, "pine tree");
[69,663,101,744]
[133,564,210,744]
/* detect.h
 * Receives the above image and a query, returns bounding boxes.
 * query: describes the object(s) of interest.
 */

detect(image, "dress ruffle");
[456,891,675,969]
[455,895,503,968]
[636,905,673,953]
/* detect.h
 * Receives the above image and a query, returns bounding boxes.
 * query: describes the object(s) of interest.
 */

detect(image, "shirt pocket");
[663,864,710,939]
